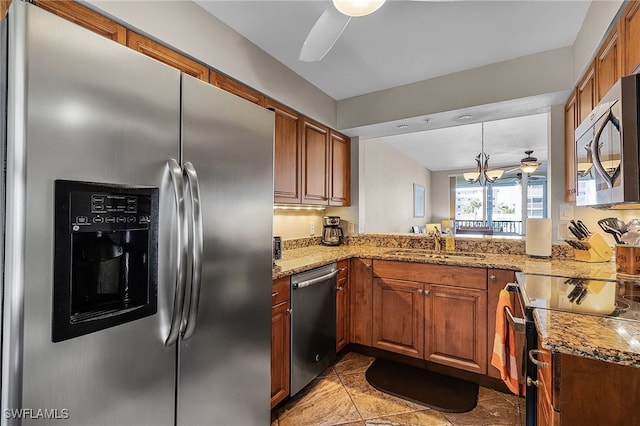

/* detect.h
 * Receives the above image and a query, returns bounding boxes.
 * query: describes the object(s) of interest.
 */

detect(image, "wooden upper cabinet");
[564,91,578,203]
[212,73,265,106]
[300,118,329,205]
[329,131,351,206]
[623,0,640,75]
[267,99,302,204]
[35,0,126,44]
[595,21,622,102]
[127,31,208,81]
[576,63,596,124]
[1,0,11,19]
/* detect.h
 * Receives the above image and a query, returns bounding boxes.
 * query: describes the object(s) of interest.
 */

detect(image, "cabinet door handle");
[286,308,292,315]
[529,349,549,368]
[418,289,424,295]
[526,377,540,387]
[336,286,344,291]
[490,274,497,282]
[424,289,430,296]
[364,263,372,269]
[339,267,348,272]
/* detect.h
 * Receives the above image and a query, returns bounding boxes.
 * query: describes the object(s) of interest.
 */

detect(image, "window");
[453,168,547,236]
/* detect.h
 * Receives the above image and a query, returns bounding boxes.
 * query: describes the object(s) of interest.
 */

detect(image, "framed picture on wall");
[413,184,425,218]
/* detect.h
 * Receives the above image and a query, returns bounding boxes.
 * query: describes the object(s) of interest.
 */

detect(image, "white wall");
[86,0,337,128]
[572,0,624,85]
[360,139,431,233]
[337,48,572,131]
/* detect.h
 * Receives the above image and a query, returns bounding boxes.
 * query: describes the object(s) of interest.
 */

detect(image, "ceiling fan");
[299,0,392,62]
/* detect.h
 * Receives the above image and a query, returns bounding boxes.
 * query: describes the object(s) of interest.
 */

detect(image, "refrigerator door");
[2,3,179,425]
[178,75,274,425]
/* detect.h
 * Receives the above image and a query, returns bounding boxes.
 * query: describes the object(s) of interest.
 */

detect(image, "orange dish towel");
[491,289,521,395]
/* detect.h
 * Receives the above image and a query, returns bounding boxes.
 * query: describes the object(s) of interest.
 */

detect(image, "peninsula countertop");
[272,234,640,368]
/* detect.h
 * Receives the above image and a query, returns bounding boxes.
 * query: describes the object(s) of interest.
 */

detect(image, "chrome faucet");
[432,226,442,253]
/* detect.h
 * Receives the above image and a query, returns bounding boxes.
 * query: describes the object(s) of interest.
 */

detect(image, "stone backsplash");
[282,233,574,259]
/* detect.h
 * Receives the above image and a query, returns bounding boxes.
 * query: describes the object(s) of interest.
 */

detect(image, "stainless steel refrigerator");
[0,2,274,425]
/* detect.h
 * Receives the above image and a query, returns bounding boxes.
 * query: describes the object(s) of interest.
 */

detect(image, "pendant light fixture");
[463,123,504,185]
[519,150,539,175]
[333,0,386,17]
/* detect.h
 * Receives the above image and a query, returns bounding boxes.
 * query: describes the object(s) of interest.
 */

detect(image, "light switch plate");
[559,204,573,221]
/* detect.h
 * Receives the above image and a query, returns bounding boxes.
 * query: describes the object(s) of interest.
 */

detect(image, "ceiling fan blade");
[299,5,351,62]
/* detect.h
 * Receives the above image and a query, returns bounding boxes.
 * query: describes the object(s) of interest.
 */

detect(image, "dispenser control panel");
[53,179,159,342]
[70,190,152,233]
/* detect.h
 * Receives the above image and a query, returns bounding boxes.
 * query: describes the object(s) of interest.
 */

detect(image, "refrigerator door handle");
[165,159,189,347]
[182,161,203,340]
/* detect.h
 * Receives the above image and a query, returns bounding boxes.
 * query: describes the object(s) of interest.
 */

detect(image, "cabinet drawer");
[373,260,486,289]
[272,276,290,306]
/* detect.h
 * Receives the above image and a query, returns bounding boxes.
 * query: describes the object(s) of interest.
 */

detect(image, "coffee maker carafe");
[321,216,344,246]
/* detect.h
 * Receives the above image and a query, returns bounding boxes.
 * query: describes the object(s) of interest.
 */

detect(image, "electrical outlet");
[348,222,356,234]
[309,222,315,235]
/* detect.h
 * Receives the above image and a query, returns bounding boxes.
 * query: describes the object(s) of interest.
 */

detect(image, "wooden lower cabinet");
[271,277,290,408]
[425,284,487,374]
[349,258,373,345]
[372,278,424,358]
[535,342,640,425]
[336,260,350,352]
[370,260,488,374]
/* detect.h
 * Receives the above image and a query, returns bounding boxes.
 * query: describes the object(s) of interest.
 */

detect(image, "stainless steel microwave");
[575,74,640,208]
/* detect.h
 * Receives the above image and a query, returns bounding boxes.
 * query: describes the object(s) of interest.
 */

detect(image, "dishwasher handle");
[292,269,338,289]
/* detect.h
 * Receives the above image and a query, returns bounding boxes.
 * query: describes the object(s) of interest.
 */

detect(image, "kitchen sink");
[384,249,485,260]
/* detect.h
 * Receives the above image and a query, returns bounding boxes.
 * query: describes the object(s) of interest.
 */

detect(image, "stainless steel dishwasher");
[290,262,338,396]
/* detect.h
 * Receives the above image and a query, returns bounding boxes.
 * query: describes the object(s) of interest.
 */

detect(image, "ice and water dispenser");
[52,180,158,342]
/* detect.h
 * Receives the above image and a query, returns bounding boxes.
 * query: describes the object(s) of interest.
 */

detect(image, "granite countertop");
[272,244,619,281]
[272,233,640,368]
[534,309,640,367]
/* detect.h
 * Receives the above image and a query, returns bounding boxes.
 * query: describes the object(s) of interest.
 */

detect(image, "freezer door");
[178,75,274,425]
[2,3,179,425]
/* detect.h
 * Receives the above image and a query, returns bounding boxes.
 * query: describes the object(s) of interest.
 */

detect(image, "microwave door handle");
[591,111,622,189]
[164,159,189,347]
[181,162,203,341]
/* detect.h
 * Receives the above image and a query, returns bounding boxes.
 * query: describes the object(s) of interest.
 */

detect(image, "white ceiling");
[195,0,592,171]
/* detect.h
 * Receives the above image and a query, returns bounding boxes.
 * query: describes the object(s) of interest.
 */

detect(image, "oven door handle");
[505,306,526,334]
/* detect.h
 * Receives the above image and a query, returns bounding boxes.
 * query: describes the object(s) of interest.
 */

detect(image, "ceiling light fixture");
[397,124,409,129]
[458,114,473,121]
[463,122,504,186]
[333,0,386,17]
[519,150,539,175]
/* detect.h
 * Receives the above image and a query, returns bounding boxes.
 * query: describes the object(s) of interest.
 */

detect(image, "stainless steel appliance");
[321,216,344,246]
[1,3,274,425]
[575,73,640,208]
[290,263,338,396]
[512,272,640,426]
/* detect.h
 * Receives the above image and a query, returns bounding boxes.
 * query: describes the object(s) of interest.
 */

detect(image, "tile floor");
[272,352,525,426]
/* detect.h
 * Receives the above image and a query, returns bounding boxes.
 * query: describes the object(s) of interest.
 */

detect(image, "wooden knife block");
[573,233,613,263]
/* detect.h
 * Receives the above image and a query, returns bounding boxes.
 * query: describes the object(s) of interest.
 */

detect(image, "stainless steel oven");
[513,272,639,425]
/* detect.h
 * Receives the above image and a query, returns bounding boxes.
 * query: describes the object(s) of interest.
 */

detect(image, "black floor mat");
[365,358,479,413]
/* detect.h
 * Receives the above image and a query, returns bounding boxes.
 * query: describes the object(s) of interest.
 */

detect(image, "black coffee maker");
[321,216,344,246]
